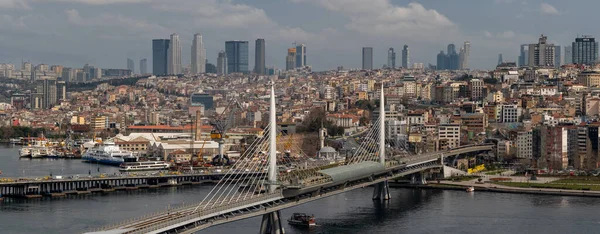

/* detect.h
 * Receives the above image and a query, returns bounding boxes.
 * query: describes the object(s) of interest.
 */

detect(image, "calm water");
[2,146,600,234]
[0,144,119,178]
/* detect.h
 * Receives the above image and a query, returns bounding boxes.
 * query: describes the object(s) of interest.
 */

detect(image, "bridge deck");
[91,144,494,234]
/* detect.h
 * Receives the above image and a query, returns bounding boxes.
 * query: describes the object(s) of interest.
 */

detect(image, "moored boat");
[466,186,475,192]
[82,142,136,166]
[119,161,170,172]
[19,148,31,157]
[287,213,315,227]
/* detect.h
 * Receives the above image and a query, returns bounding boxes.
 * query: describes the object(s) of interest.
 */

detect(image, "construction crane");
[210,98,244,166]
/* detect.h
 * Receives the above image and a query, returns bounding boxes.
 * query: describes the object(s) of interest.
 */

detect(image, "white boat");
[119,161,170,172]
[466,186,475,192]
[82,142,136,166]
[31,148,45,158]
[21,138,49,158]
[19,148,31,157]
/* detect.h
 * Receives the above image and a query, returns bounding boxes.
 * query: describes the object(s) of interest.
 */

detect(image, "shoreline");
[389,182,600,198]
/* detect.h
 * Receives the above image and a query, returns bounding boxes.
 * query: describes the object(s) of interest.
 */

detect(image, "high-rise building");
[436,51,446,70]
[387,48,396,69]
[459,47,465,69]
[167,33,182,75]
[362,47,373,70]
[295,44,306,68]
[286,48,296,71]
[402,45,410,68]
[127,58,134,74]
[36,78,57,109]
[554,45,562,68]
[462,41,470,69]
[191,33,206,74]
[254,39,266,75]
[217,50,227,75]
[528,34,555,67]
[140,58,147,74]
[152,39,169,75]
[498,54,503,65]
[564,45,573,64]
[225,41,249,74]
[572,36,598,65]
[519,44,529,67]
[445,44,459,70]
[57,80,66,101]
[469,78,483,101]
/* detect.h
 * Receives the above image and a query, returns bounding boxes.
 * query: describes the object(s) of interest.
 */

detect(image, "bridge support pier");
[410,172,427,185]
[372,180,390,200]
[259,210,285,234]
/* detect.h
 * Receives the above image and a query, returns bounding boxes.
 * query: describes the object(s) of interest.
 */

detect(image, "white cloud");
[484,30,516,39]
[0,0,30,9]
[64,8,167,34]
[41,0,149,4]
[540,3,559,15]
[291,0,457,40]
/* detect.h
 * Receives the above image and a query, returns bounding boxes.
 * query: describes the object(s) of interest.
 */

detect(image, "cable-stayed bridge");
[89,84,494,234]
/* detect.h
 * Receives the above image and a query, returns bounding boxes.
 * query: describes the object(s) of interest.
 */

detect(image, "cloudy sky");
[0,0,594,71]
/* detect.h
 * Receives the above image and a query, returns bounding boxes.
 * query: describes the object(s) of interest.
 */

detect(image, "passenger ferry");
[82,142,136,166]
[119,161,170,172]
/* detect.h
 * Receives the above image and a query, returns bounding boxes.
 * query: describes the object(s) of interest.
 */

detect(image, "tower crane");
[210,97,244,166]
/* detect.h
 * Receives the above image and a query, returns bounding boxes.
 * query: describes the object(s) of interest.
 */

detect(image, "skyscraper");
[572,36,598,65]
[286,48,296,71]
[362,47,373,70]
[498,54,503,65]
[462,41,470,69]
[519,44,529,67]
[402,45,410,68]
[225,41,249,74]
[459,47,465,69]
[436,51,446,70]
[554,45,561,68]
[152,39,169,75]
[140,58,147,74]
[564,45,573,64]
[446,44,459,70]
[387,48,396,69]
[127,58,134,74]
[217,50,227,75]
[167,33,182,75]
[191,33,206,74]
[528,34,555,67]
[254,39,266,75]
[295,44,306,68]
[36,78,57,109]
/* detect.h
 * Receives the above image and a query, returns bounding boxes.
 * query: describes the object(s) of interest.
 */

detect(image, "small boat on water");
[287,213,315,227]
[466,186,475,192]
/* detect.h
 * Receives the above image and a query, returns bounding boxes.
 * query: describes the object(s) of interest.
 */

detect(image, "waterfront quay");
[0,172,265,199]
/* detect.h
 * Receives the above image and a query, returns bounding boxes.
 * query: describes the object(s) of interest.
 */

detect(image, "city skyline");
[1,1,599,71]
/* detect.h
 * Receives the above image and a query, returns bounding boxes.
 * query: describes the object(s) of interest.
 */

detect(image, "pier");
[0,172,265,199]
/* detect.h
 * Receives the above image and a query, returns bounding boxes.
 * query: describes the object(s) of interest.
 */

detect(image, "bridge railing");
[127,192,283,234]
